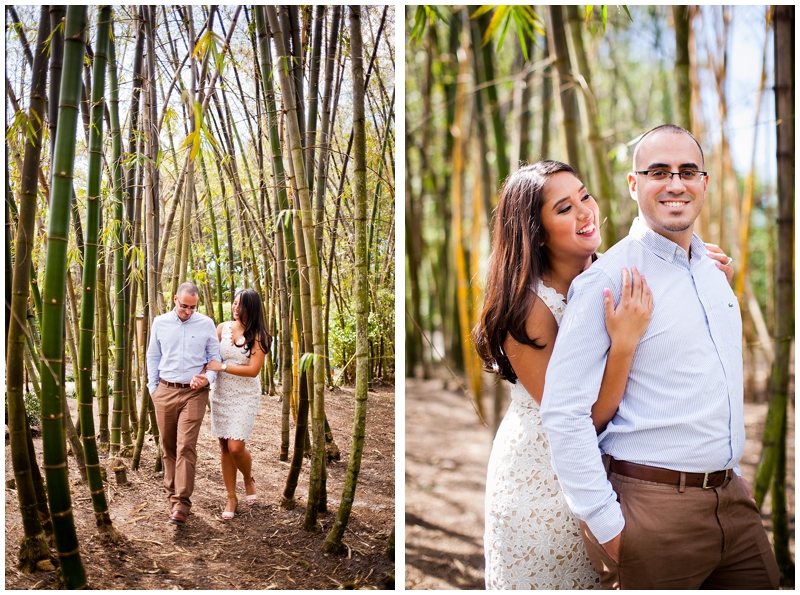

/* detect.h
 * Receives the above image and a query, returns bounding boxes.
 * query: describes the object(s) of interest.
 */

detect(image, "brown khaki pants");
[580,471,780,589]
[151,383,209,515]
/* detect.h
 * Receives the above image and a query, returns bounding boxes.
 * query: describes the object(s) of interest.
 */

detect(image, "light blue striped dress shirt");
[146,309,222,394]
[541,218,744,544]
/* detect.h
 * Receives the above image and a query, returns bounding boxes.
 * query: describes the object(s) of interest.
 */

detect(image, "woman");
[206,288,271,520]
[473,161,733,589]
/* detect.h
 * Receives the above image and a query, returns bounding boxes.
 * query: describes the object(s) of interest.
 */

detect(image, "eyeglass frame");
[633,169,709,183]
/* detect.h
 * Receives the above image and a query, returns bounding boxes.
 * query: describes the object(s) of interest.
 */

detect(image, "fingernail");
[641,274,646,281]
[604,288,611,296]
[632,266,638,273]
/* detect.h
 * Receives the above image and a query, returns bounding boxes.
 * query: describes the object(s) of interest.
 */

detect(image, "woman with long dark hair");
[206,288,272,519]
[474,160,733,588]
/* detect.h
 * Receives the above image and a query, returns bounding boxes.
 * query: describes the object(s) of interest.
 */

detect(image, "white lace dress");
[484,281,601,590]
[210,322,262,441]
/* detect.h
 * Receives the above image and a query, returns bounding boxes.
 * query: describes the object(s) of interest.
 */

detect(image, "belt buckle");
[702,472,712,489]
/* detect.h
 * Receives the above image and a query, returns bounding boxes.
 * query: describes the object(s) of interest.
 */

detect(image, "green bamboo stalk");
[547,5,582,172]
[255,6,307,480]
[76,5,114,533]
[306,5,324,250]
[314,5,341,268]
[39,5,89,588]
[324,6,369,552]
[6,6,50,570]
[96,243,110,445]
[108,19,126,459]
[266,4,328,532]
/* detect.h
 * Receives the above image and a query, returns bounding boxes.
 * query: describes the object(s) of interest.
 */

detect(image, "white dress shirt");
[146,309,221,394]
[541,218,744,544]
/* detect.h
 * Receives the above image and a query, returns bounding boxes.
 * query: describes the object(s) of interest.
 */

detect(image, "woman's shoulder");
[533,280,566,326]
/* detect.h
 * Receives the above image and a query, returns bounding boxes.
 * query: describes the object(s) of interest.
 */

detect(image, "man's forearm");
[543,407,625,542]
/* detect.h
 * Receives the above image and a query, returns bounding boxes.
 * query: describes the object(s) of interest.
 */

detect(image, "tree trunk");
[6,5,51,572]
[39,5,89,587]
[76,4,114,533]
[323,6,368,553]
[450,12,482,413]
[673,5,692,132]
[754,6,795,583]
[266,5,328,532]
[547,5,582,172]
[474,8,509,185]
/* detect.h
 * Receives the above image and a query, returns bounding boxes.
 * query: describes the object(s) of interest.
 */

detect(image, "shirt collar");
[170,308,194,323]
[629,218,706,268]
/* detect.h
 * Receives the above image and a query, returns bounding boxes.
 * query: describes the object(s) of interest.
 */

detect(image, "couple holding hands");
[477,125,780,589]
[146,282,271,525]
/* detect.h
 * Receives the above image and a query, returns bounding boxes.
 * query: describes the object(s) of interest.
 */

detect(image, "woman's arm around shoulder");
[502,294,559,406]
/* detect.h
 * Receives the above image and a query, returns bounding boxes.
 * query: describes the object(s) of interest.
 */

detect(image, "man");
[541,125,780,589]
[147,282,221,525]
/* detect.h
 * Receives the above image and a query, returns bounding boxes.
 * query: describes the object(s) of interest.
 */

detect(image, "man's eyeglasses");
[177,302,197,310]
[634,169,709,184]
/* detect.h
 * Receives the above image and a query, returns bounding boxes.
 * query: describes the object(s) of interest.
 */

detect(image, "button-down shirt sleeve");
[541,265,624,544]
[203,318,221,386]
[146,316,162,395]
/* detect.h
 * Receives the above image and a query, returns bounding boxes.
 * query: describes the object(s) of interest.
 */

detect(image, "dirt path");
[6,385,395,590]
[405,375,794,590]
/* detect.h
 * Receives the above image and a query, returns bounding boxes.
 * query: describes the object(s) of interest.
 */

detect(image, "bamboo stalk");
[39,6,89,587]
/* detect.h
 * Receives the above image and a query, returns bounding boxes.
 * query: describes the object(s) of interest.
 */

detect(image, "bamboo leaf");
[621,6,633,22]
[410,6,426,43]
[192,30,208,59]
[298,352,319,374]
[586,6,593,22]
[482,6,509,47]
[513,13,529,62]
[470,5,495,20]
[5,110,27,141]
[602,6,608,30]
[275,209,293,232]
[496,8,513,52]
[427,6,447,22]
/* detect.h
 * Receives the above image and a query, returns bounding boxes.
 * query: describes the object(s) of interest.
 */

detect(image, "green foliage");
[4,392,42,427]
[472,6,544,61]
[410,5,447,44]
[329,290,395,384]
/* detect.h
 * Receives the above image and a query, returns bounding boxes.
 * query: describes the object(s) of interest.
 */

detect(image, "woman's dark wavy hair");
[234,288,272,356]
[472,160,577,383]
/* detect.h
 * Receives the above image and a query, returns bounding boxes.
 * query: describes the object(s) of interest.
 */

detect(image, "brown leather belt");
[610,458,732,489]
[159,378,192,389]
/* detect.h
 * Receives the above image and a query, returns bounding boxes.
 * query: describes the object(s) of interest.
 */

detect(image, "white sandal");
[221,494,237,520]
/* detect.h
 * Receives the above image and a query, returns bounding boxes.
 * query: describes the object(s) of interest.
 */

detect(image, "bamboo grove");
[5,5,395,586]
[405,5,793,581]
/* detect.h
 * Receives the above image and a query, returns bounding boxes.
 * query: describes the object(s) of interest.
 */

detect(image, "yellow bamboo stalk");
[450,34,483,416]
[469,143,485,410]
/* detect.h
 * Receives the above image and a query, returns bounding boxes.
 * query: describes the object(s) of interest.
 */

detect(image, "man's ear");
[627,172,638,202]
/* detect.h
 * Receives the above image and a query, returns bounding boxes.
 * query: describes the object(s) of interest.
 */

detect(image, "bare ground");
[405,373,794,590]
[6,384,395,590]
